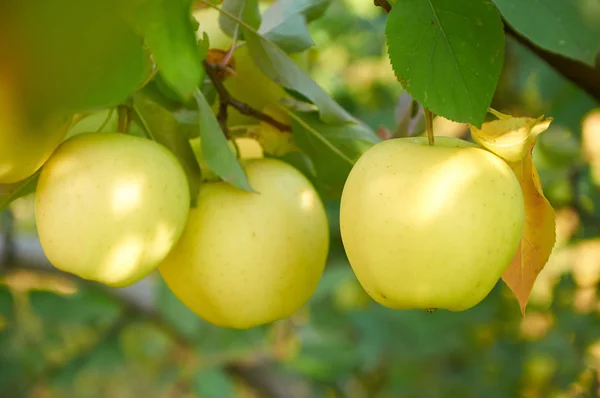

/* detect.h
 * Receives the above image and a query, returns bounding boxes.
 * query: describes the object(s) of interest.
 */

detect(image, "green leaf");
[120,321,173,367]
[241,35,353,124]
[385,0,505,125]
[29,289,122,326]
[123,0,203,99]
[0,173,38,212]
[211,4,352,124]
[194,323,267,355]
[0,285,14,322]
[193,90,253,191]
[287,337,362,381]
[261,10,314,53]
[291,111,379,197]
[259,0,332,53]
[301,0,332,22]
[220,0,262,38]
[17,0,152,114]
[78,332,126,372]
[493,0,600,66]
[155,276,204,339]
[132,94,203,204]
[194,367,236,398]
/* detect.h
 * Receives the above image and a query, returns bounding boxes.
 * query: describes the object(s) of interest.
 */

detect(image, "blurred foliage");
[2,0,600,397]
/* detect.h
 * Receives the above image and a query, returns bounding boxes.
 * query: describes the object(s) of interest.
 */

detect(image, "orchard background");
[1,0,600,397]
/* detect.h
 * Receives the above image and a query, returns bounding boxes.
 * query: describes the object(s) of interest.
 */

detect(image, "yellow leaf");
[470,115,552,162]
[470,109,556,314]
[504,151,556,314]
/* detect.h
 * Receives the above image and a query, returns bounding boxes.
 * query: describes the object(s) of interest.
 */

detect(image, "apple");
[35,132,190,287]
[340,136,525,311]
[158,158,329,329]
[0,79,71,184]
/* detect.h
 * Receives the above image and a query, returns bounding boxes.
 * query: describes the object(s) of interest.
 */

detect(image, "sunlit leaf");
[259,0,332,53]
[210,3,353,124]
[493,0,600,66]
[385,0,505,125]
[219,0,261,38]
[132,94,203,204]
[123,0,203,99]
[17,0,152,114]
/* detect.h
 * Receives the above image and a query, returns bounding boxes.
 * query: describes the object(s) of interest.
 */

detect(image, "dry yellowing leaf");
[470,114,552,162]
[504,152,556,313]
[470,109,556,314]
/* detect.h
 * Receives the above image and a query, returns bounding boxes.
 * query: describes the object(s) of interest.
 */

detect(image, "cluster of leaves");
[385,0,600,125]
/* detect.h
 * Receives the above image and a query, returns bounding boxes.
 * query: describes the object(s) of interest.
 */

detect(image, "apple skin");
[0,81,71,184]
[159,158,329,329]
[340,136,525,311]
[35,132,190,287]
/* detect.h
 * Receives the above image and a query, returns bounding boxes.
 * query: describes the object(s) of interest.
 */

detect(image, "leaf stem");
[424,108,435,146]
[202,60,291,133]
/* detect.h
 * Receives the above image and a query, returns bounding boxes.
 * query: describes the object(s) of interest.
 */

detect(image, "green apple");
[340,136,525,311]
[35,132,190,287]
[159,158,329,329]
[0,79,71,184]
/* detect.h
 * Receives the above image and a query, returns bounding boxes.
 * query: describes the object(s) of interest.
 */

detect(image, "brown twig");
[504,24,600,103]
[202,60,292,133]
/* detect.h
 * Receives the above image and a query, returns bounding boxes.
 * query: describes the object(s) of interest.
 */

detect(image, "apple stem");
[117,105,132,134]
[425,108,435,146]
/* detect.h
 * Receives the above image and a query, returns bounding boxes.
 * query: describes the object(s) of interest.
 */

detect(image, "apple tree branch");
[202,60,291,135]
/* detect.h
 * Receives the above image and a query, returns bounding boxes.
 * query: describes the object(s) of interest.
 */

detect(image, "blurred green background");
[3,0,600,397]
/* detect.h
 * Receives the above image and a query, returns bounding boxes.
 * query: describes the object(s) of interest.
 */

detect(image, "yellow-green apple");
[159,158,329,329]
[340,136,525,311]
[35,132,190,287]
